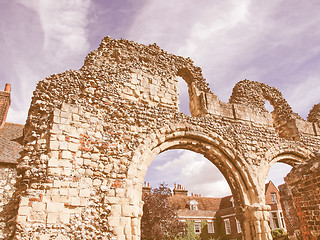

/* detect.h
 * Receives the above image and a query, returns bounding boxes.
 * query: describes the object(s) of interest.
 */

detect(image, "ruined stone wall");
[0,164,17,239]
[278,183,302,239]
[283,155,320,240]
[9,37,320,239]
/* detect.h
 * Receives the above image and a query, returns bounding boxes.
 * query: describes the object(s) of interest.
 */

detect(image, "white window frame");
[207,221,214,234]
[224,219,231,235]
[235,218,241,233]
[194,222,201,234]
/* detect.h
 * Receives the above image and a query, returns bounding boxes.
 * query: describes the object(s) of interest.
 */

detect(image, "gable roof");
[169,195,221,211]
[0,122,24,164]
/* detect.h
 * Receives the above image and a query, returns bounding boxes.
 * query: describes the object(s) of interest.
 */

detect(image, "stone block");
[79,188,91,197]
[59,141,68,150]
[69,142,79,152]
[38,234,51,240]
[18,206,32,216]
[32,202,46,212]
[47,167,61,175]
[295,119,315,135]
[61,151,73,159]
[122,205,133,217]
[59,188,68,196]
[60,111,70,119]
[50,141,59,150]
[104,197,118,205]
[62,167,72,176]
[29,211,46,222]
[107,217,120,227]
[69,188,79,197]
[47,202,64,212]
[47,212,58,223]
[70,197,81,206]
[16,215,27,224]
[59,212,70,224]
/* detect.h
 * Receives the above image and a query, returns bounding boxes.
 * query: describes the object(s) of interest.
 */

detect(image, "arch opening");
[177,77,191,116]
[265,162,293,233]
[142,148,240,239]
[264,99,274,113]
[144,149,231,197]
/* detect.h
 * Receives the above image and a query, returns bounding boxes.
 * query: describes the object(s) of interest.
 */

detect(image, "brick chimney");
[0,83,11,129]
[173,183,188,196]
[142,182,152,195]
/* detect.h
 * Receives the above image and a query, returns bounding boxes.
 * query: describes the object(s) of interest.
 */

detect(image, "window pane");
[207,222,214,233]
[194,222,201,234]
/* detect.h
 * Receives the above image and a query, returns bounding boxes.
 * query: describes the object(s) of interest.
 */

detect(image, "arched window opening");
[142,149,241,239]
[265,99,274,113]
[177,77,191,116]
[265,162,293,232]
[144,149,231,198]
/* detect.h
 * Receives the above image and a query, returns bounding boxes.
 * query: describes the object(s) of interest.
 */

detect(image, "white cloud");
[145,149,231,197]
[284,75,320,119]
[4,0,92,124]
[18,0,91,65]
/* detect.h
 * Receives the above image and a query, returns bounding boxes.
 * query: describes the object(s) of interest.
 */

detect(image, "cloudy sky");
[1,0,319,197]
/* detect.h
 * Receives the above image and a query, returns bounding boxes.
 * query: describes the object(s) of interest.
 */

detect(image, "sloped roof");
[169,195,221,211]
[176,209,217,218]
[0,122,24,164]
[218,195,233,209]
[215,195,235,217]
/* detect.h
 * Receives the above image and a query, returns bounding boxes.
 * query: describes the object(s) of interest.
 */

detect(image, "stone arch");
[229,80,307,140]
[11,36,320,240]
[229,79,298,122]
[125,123,269,239]
[266,144,312,166]
[130,125,250,203]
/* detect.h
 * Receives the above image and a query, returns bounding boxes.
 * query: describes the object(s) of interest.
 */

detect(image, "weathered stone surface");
[282,154,320,239]
[0,36,318,239]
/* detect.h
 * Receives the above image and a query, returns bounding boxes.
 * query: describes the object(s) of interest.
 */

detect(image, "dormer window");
[188,200,198,210]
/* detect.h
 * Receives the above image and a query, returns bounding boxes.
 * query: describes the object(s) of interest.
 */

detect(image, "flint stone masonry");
[0,164,17,239]
[5,36,320,239]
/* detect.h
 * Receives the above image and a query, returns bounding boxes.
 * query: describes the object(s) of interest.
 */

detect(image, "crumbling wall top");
[83,36,210,92]
[229,79,302,122]
[307,103,320,124]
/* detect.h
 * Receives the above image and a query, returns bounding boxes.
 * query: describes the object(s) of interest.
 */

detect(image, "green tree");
[200,220,209,240]
[214,216,227,240]
[271,228,288,240]
[177,220,200,240]
[141,183,185,240]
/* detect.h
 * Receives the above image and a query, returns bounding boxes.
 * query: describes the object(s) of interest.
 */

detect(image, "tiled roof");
[169,195,222,211]
[176,209,217,218]
[0,122,24,164]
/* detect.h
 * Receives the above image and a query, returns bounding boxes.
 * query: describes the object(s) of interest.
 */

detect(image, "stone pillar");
[241,204,272,240]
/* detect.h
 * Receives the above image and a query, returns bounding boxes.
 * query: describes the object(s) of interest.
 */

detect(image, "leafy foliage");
[271,228,288,240]
[141,183,185,240]
[214,216,228,240]
[200,220,209,240]
[176,220,200,240]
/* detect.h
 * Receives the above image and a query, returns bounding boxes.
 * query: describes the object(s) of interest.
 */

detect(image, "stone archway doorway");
[123,124,272,240]
[142,148,233,238]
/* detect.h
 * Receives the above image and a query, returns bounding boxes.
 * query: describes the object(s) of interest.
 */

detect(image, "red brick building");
[0,84,24,238]
[143,181,286,239]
